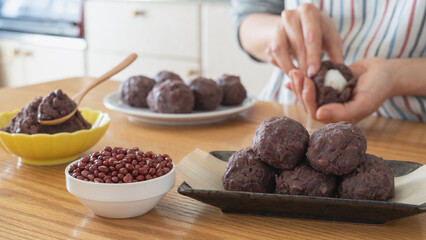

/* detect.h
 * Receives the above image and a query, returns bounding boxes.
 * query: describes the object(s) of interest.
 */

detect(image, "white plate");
[103,92,257,125]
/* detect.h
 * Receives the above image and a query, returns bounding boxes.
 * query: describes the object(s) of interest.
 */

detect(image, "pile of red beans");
[68,146,173,183]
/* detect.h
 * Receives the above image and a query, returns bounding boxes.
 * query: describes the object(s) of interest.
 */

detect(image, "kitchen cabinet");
[87,51,200,82]
[201,2,274,96]
[0,1,274,94]
[85,0,201,81]
[85,1,199,60]
[0,39,25,87]
[0,33,85,88]
[84,0,273,96]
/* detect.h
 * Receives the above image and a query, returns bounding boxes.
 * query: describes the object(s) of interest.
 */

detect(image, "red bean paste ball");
[154,71,183,83]
[312,61,357,107]
[189,77,223,111]
[307,122,366,176]
[1,96,91,135]
[37,89,76,121]
[217,74,247,106]
[338,154,395,201]
[147,80,194,113]
[222,147,276,193]
[276,163,337,197]
[252,116,310,170]
[68,146,174,183]
[120,75,155,108]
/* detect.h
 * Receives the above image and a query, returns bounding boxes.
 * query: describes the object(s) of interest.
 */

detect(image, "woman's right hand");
[266,3,344,78]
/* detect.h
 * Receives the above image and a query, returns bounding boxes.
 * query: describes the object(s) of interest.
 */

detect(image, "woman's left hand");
[287,58,395,123]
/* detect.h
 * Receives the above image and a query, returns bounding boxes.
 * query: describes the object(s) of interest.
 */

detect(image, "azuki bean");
[69,147,173,184]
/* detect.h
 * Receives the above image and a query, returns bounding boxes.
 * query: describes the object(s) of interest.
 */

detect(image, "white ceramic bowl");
[65,159,175,218]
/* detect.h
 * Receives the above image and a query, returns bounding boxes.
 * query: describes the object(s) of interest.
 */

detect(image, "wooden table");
[0,78,425,239]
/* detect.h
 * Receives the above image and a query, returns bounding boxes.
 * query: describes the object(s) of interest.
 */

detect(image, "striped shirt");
[232,0,426,122]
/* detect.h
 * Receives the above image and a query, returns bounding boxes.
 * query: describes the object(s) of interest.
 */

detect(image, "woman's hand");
[266,3,343,77]
[288,58,396,124]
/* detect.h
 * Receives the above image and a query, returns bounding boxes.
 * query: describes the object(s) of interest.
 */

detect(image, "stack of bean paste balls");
[222,116,395,201]
[120,71,247,113]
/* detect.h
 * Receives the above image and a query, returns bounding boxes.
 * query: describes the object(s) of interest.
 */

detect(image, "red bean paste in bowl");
[38,89,76,121]
[1,89,91,134]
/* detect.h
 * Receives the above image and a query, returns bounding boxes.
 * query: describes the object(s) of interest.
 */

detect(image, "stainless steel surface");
[0,0,83,37]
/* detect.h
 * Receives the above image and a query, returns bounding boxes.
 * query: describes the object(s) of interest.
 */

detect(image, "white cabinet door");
[87,50,200,83]
[24,44,85,85]
[85,0,200,60]
[0,39,26,87]
[0,38,85,87]
[201,3,274,97]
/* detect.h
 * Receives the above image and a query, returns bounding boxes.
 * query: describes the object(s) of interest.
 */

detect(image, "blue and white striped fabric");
[233,0,426,122]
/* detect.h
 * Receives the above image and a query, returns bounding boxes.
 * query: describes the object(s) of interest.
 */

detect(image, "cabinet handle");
[21,51,32,57]
[132,10,146,17]
[187,69,199,76]
[0,48,19,65]
[9,48,20,57]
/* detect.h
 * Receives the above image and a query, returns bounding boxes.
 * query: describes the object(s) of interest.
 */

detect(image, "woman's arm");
[388,58,426,96]
[231,0,284,61]
[239,13,280,62]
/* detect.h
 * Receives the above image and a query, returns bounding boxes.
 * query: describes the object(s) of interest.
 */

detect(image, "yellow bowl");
[0,108,110,166]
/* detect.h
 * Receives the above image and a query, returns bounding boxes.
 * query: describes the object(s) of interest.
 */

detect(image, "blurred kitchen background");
[0,0,273,96]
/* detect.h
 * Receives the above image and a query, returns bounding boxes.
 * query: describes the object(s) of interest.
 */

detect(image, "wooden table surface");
[0,78,425,239]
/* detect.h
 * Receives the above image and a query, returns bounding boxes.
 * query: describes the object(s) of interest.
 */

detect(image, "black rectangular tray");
[177,151,426,224]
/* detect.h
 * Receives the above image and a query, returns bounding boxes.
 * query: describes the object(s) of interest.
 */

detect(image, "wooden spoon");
[38,53,137,125]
